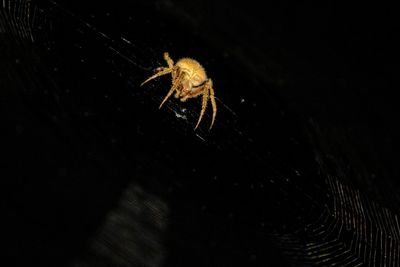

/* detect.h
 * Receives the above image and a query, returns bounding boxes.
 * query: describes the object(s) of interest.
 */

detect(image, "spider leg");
[159,72,184,109]
[180,85,204,102]
[155,66,167,72]
[164,52,174,68]
[163,52,177,81]
[208,79,217,130]
[141,67,172,86]
[154,53,174,72]
[194,84,209,130]
[171,66,182,89]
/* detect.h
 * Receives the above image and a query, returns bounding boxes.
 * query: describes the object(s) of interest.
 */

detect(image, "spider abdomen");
[176,58,207,86]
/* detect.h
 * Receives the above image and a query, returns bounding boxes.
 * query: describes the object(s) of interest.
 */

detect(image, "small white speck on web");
[174,111,187,120]
[240,98,245,103]
[174,107,187,120]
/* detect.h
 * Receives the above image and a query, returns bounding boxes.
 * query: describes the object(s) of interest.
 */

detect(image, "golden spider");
[141,52,217,130]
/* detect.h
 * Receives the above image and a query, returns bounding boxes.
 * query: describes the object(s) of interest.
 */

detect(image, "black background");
[1,0,399,266]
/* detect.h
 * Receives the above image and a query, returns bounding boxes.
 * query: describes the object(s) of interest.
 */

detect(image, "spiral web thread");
[271,173,400,266]
[0,0,40,42]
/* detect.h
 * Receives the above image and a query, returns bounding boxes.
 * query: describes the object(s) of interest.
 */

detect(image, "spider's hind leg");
[193,79,216,130]
[208,80,217,130]
[194,84,210,130]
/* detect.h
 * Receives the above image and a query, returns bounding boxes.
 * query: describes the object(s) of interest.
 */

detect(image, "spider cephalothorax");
[141,52,217,130]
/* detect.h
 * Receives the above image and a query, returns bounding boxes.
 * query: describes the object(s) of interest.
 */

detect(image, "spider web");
[1,0,397,266]
[271,144,400,266]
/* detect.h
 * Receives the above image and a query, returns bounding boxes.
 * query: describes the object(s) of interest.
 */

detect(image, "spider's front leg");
[159,72,185,109]
[164,52,174,68]
[153,53,174,73]
[141,66,173,86]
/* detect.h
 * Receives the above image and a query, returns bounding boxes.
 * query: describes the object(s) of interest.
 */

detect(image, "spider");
[141,52,217,130]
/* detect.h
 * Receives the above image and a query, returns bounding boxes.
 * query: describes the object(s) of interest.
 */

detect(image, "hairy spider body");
[141,52,217,130]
